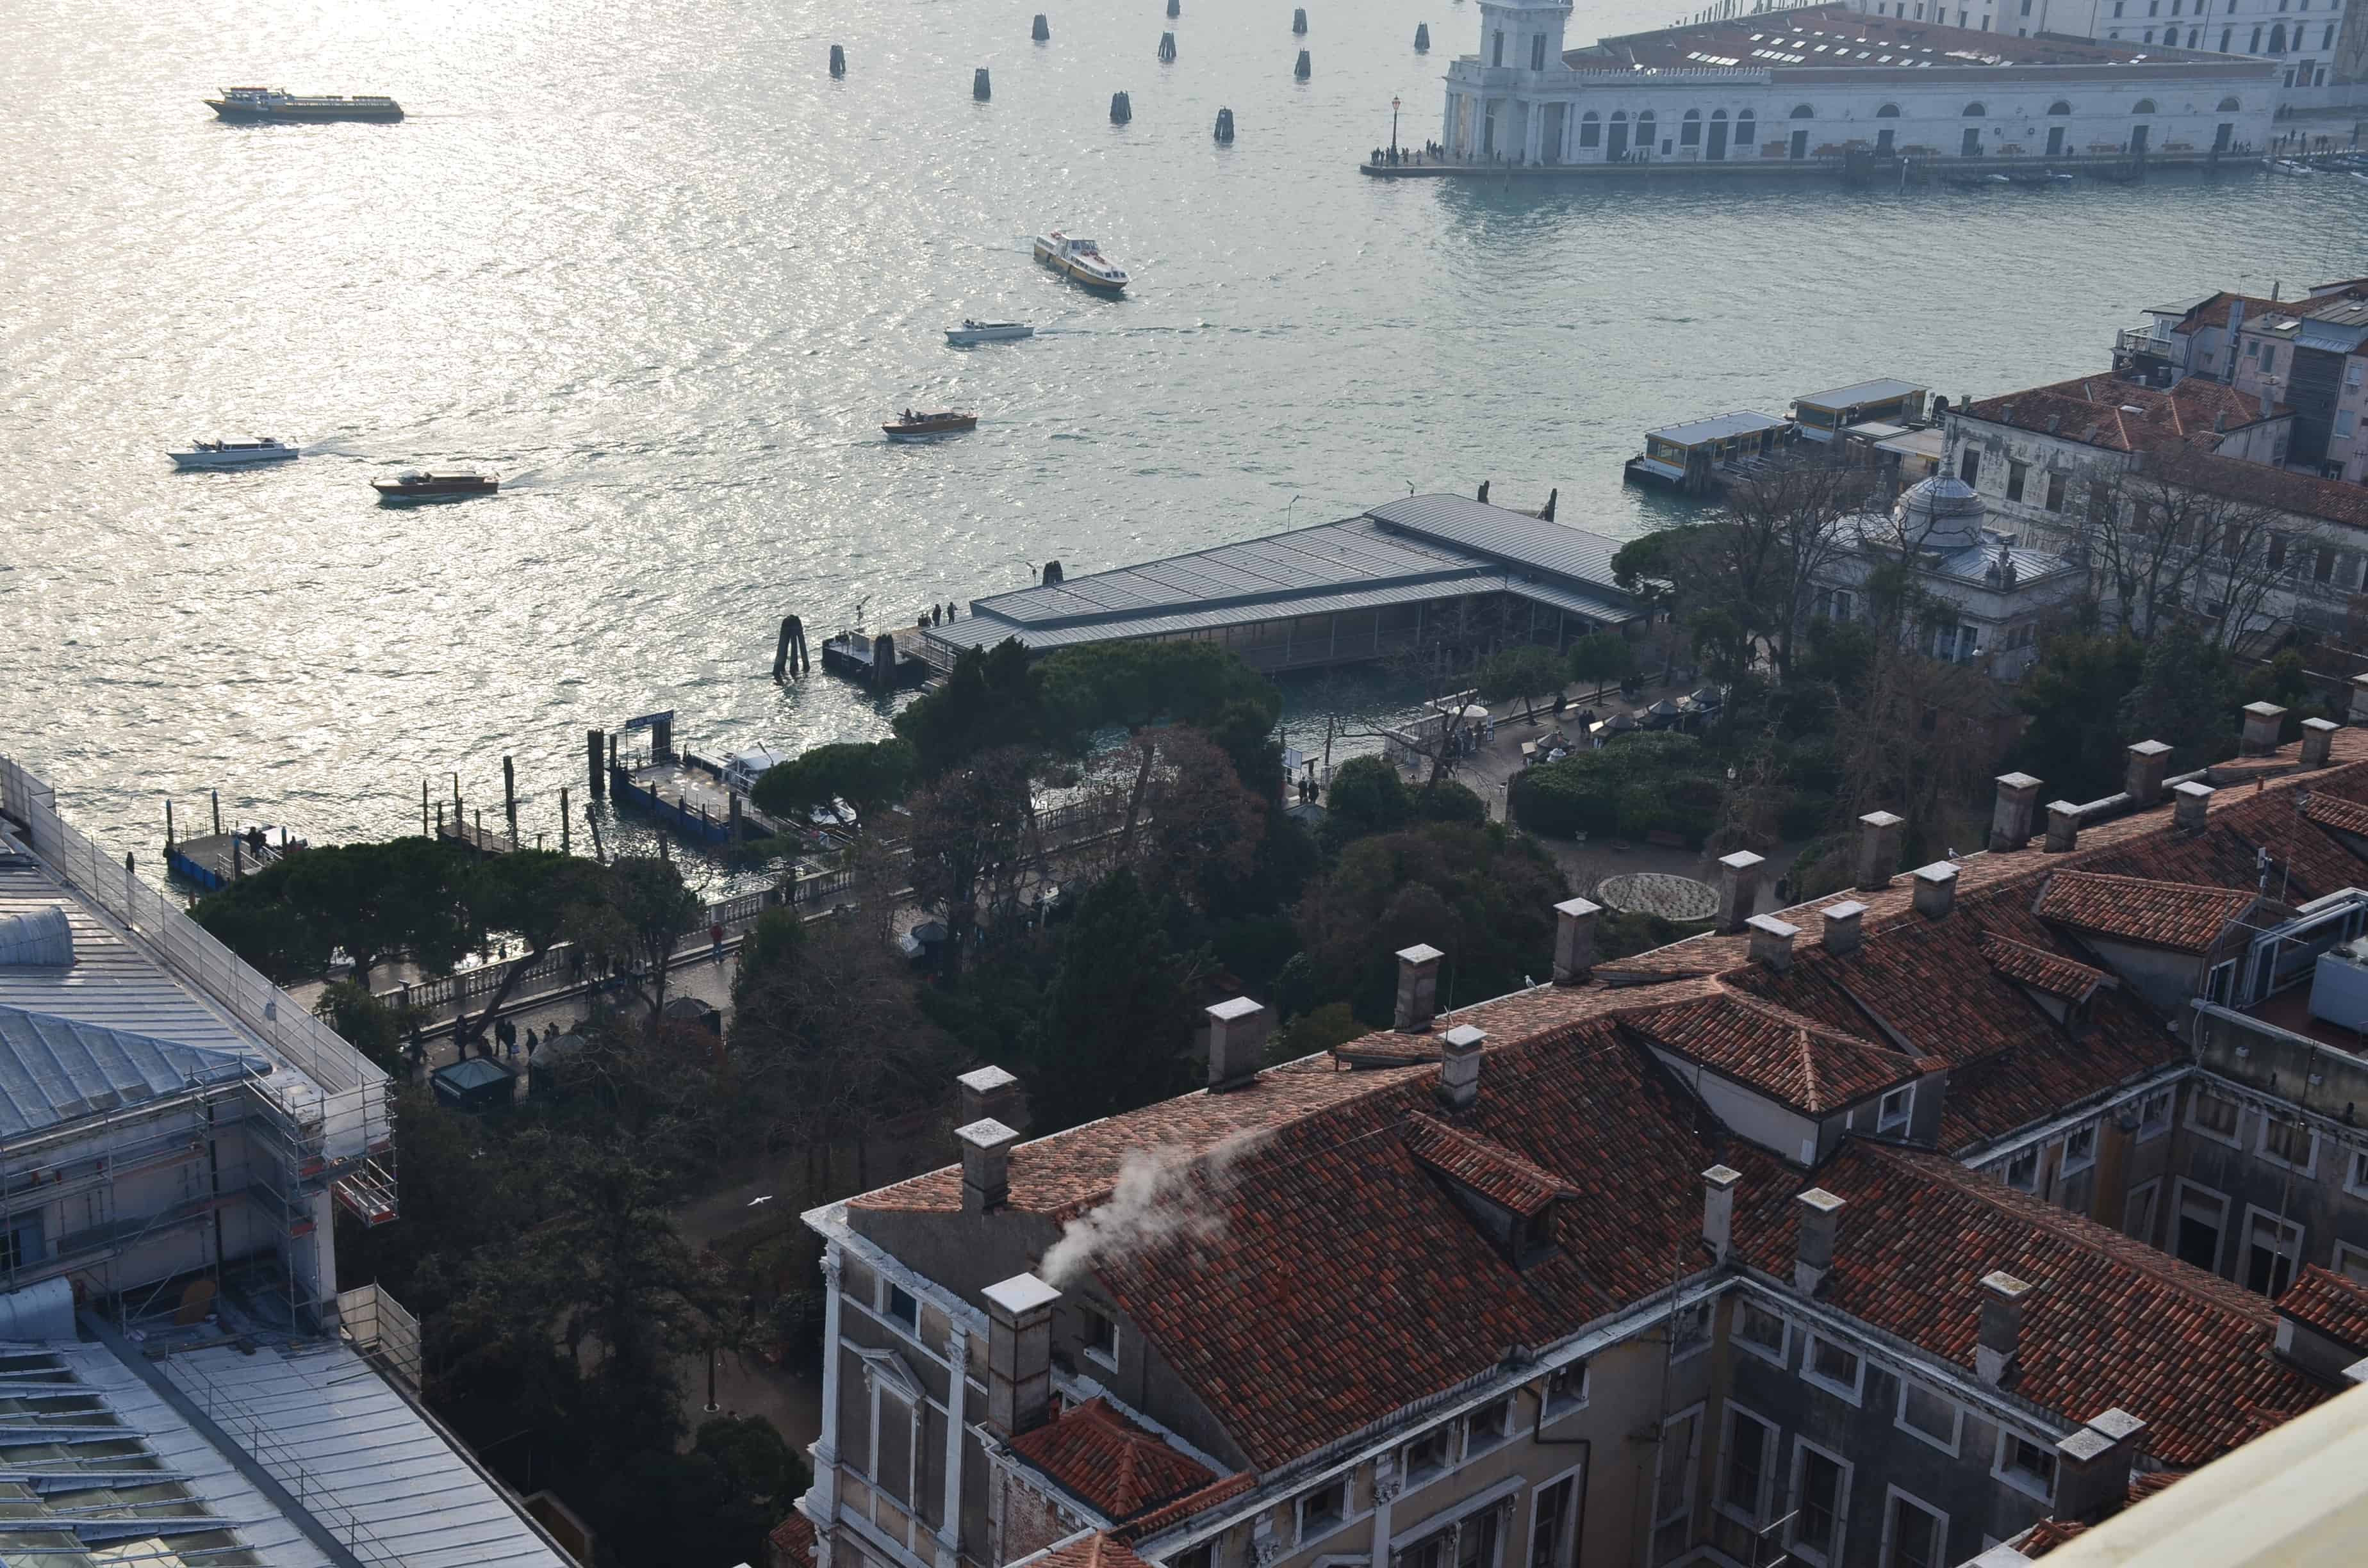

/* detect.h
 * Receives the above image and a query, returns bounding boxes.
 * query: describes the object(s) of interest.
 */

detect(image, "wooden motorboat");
[885,410,979,438]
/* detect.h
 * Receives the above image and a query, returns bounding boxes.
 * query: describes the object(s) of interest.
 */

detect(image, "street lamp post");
[1392,95,1401,162]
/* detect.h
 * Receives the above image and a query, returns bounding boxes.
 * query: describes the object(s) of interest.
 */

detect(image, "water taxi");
[206,87,404,122]
[372,471,500,500]
[885,410,979,438]
[169,437,299,469]
[1032,232,1129,293]
[945,320,1035,345]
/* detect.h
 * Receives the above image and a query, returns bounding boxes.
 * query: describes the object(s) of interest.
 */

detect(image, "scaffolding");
[0,755,400,1332]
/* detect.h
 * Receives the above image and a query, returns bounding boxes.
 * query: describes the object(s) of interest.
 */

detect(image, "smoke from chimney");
[1038,1134,1267,1286]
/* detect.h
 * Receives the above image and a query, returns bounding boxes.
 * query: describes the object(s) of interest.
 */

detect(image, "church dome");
[1894,475,1984,551]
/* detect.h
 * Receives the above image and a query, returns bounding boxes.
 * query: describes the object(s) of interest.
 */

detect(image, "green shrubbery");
[1511,732,1726,846]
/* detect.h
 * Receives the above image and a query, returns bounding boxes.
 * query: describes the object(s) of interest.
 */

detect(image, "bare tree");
[906,747,1036,981]
[2076,445,2321,649]
[1718,459,1876,676]
[1064,727,1264,906]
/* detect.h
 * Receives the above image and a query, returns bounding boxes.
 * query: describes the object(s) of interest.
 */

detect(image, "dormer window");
[2005,1148,2039,1191]
[1468,1396,1515,1454]
[1081,1304,1120,1371]
[885,1282,919,1332]
[1877,1085,1913,1135]
[1543,1361,1590,1417]
[2062,1123,2098,1176]
[1402,1426,1451,1485]
[1297,1476,1349,1542]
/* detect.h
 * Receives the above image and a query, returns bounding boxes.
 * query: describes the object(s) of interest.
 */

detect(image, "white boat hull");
[169,446,300,468]
[946,325,1035,345]
[1032,236,1128,293]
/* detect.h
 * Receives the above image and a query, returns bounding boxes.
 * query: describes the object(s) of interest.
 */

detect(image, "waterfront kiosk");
[1793,378,1927,443]
[1625,410,1793,491]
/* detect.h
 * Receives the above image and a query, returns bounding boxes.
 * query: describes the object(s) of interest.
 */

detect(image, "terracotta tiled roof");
[1031,1534,1162,1568]
[1978,932,2112,1000]
[1624,988,1925,1113]
[769,1512,817,1568]
[1963,375,2282,453]
[2176,291,2282,332]
[2276,1266,2368,1352]
[1331,1034,1440,1067]
[2034,870,2255,953]
[1734,1143,2325,1467]
[2125,1469,2181,1503]
[2302,791,2368,840]
[2010,1517,2089,1558]
[2169,446,2368,530]
[1108,1473,1260,1545]
[1007,1398,1222,1523]
[1402,1113,1572,1216]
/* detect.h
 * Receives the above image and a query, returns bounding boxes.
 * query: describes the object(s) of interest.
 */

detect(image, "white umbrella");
[1453,705,1491,721]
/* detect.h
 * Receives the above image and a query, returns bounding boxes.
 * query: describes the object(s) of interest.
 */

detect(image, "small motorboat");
[169,437,299,469]
[945,320,1034,346]
[2267,158,2313,176]
[884,410,979,438]
[372,471,500,500]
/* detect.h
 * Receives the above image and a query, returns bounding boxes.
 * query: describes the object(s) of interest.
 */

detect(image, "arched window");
[1637,109,1657,142]
[1789,103,1814,118]
[2132,98,2155,114]
[2250,25,2264,51]
[2220,26,2232,50]
[1962,101,1987,117]
[1712,108,1727,120]
[1877,102,1902,117]
[1681,108,1702,146]
[1579,110,1601,148]
[1611,110,1627,122]
[2268,22,2285,51]
[1736,109,1755,145]
[2047,101,2072,115]
[2217,95,2241,111]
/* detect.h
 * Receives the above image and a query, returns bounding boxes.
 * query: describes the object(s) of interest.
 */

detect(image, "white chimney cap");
[1912,862,1959,886]
[1397,943,1446,965]
[1702,1164,1742,1189]
[1821,900,1868,921]
[1719,850,1767,871]
[1746,914,1800,941]
[1980,1270,2033,1300]
[1208,996,1265,1023]
[982,1273,1062,1316]
[1859,810,1905,829]
[1442,1024,1486,1050]
[2127,739,2173,758]
[1554,896,1602,919]
[1994,772,2043,792]
[957,1065,1020,1094]
[956,1117,1020,1150]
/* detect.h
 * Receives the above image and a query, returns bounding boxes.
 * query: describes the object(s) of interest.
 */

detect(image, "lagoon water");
[7,0,2365,868]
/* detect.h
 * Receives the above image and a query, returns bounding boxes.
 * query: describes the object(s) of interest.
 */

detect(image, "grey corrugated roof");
[1367,494,1631,593]
[0,1005,258,1139]
[954,575,1501,652]
[1647,411,1789,445]
[161,1339,570,1568]
[1794,378,1925,409]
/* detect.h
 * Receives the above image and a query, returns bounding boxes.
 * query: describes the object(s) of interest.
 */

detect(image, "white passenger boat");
[1032,232,1129,293]
[169,437,300,469]
[944,320,1035,345]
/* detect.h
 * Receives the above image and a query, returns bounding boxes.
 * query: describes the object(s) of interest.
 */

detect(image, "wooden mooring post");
[503,756,519,843]
[165,799,174,849]
[211,790,222,837]
[421,778,430,837]
[587,729,607,797]
[585,801,607,863]
[561,787,571,854]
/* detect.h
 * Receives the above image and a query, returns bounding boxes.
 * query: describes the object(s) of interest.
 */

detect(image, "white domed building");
[1807,474,2087,680]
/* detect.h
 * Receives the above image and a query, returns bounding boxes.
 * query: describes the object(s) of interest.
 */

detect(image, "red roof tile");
[1402,1113,1572,1216]
[1623,989,1921,1113]
[1007,1398,1222,1523]
[2276,1266,2368,1352]
[2302,791,2368,840]
[2010,1517,2089,1558]
[1963,375,2281,454]
[1032,1534,1162,1568]
[1108,1473,1260,1545]
[2034,870,2255,953]
[1978,933,2111,1001]
[769,1512,817,1568]
[1734,1143,2326,1467]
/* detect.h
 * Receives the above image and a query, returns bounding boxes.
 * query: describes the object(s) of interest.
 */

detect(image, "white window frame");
[880,1280,923,1342]
[1526,1462,1586,1568]
[1717,1403,1781,1529]
[1400,1425,1454,1492]
[1080,1303,1121,1373]
[2175,1179,2230,1275]
[1295,1476,1354,1546]
[1894,1380,1963,1457]
[2123,1178,2161,1246]
[2242,1204,2305,1296]
[2188,1086,2244,1148]
[2258,1114,2318,1177]
[1732,1298,1790,1367]
[2343,1146,2368,1202]
[1652,1403,1706,1562]
[2004,1147,2040,1193]
[1784,1437,1854,1568]
[2333,1239,2368,1286]
[1802,1332,1866,1405]
[1541,1360,1591,1421]
[1466,1395,1517,1457]
[1877,1084,1914,1135]
[1879,1485,1948,1568]
[1991,1428,2059,1505]
[2059,1122,2098,1178]
[2137,1088,2173,1141]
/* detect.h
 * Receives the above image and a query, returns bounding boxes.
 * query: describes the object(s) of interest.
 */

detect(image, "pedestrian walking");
[710,920,725,964]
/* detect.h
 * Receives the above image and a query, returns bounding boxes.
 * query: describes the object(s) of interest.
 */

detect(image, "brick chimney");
[1394,944,1443,1032]
[1553,897,1601,984]
[1855,812,1905,890]
[1206,997,1270,1089]
[2301,715,2338,769]
[2044,799,2082,853]
[1718,851,1766,933]
[1912,862,1958,920]
[1702,1165,1741,1264]
[2053,1409,2148,1524]
[1437,1024,1486,1111]
[1820,900,1866,956]
[2241,701,2287,756]
[958,1065,1027,1134]
[1793,1188,1845,1295]
[2351,673,2368,727]
[982,1273,1060,1437]
[1991,772,2042,850]
[1747,913,1798,971]
[2173,780,2214,833]
[2125,740,2173,807]
[1977,1271,2034,1386]
[959,1118,1020,1214]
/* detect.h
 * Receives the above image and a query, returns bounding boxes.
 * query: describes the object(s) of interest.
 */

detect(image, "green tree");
[1318,755,1413,854]
[906,748,1035,983]
[2117,624,2242,772]
[1031,870,1195,1132]
[1565,631,1637,703]
[604,856,704,1036]
[195,837,479,990]
[894,639,1044,778]
[2010,633,2148,803]
[309,981,425,1077]
[1478,645,1566,724]
[462,850,615,1045]
[1036,639,1282,747]
[751,739,916,835]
